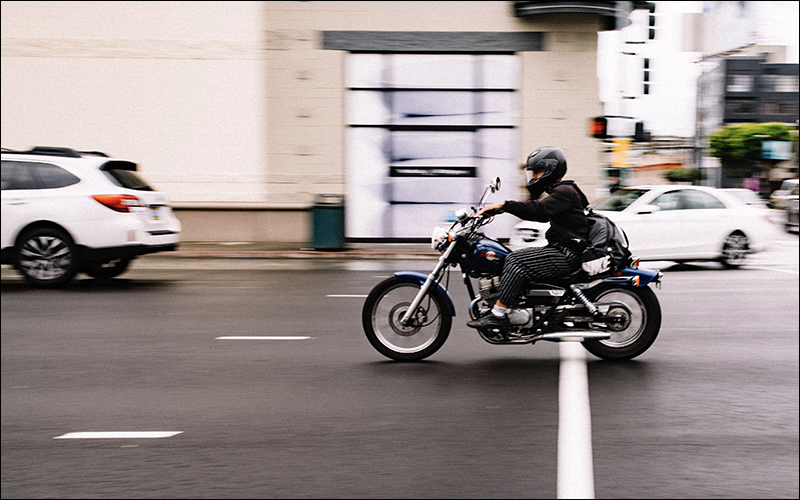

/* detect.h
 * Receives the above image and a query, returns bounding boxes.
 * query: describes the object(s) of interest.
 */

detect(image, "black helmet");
[525,147,567,198]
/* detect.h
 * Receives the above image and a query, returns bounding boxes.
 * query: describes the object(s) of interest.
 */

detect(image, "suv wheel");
[16,227,79,287]
[84,258,132,280]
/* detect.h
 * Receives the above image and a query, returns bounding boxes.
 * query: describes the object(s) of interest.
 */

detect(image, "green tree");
[708,122,793,180]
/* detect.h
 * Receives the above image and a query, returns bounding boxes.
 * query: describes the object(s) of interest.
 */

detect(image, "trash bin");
[311,194,345,250]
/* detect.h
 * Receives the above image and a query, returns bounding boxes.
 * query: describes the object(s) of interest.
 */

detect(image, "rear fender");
[395,271,457,317]
[614,267,662,287]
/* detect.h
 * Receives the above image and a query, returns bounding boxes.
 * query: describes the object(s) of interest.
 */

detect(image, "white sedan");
[509,185,779,268]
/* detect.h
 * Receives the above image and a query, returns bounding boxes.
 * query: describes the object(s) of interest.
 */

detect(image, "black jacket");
[502,180,589,251]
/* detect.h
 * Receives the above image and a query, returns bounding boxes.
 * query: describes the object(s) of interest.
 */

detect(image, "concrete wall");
[2,1,606,243]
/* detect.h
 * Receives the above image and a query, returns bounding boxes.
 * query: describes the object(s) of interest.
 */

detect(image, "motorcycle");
[362,178,663,362]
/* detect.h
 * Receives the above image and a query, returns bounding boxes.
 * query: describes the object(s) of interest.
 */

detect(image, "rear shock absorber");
[569,284,599,317]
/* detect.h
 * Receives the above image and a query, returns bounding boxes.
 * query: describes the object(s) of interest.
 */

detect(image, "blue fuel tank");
[465,238,510,275]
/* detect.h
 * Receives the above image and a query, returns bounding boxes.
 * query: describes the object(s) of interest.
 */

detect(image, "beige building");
[1,1,631,243]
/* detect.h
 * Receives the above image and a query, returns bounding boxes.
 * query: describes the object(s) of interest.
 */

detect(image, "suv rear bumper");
[1,242,178,267]
[80,243,179,264]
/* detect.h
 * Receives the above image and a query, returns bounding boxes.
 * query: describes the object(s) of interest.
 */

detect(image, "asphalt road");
[2,234,798,499]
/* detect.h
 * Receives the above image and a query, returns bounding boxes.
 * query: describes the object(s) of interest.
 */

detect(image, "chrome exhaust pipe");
[535,331,611,342]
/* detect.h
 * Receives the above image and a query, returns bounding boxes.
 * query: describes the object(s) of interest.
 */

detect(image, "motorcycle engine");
[478,276,501,303]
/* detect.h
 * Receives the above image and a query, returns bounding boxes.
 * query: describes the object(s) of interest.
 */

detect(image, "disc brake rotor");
[389,302,425,336]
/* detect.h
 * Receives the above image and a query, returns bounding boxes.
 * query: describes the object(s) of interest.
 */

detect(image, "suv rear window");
[1,161,80,190]
[102,169,153,191]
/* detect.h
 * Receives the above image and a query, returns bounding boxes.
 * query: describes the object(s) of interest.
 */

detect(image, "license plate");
[150,207,161,220]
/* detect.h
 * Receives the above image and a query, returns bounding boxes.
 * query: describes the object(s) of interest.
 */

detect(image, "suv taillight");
[92,194,143,212]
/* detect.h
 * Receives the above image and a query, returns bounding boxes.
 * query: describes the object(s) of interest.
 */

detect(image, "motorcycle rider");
[466,147,590,334]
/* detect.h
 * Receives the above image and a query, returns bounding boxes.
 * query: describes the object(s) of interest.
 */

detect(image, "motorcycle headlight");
[431,226,450,250]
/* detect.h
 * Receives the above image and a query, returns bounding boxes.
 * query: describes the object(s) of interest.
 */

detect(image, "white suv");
[1,146,181,287]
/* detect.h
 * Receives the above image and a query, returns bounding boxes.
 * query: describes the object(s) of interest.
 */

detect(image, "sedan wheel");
[720,231,749,268]
[16,227,79,287]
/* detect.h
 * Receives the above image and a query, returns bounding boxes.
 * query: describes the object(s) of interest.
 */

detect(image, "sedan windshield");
[592,188,649,211]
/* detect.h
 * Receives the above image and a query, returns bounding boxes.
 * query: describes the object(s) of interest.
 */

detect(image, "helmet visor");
[525,158,557,184]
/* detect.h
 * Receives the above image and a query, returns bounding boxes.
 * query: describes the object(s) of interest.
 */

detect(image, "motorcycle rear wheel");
[581,285,661,361]
[362,276,451,361]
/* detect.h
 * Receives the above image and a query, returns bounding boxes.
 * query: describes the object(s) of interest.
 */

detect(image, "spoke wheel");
[16,227,79,287]
[362,276,451,361]
[720,231,749,268]
[582,285,661,361]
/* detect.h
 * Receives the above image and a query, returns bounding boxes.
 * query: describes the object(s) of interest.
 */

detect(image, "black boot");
[467,313,510,332]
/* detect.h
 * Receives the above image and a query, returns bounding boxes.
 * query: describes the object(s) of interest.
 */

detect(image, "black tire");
[84,258,132,280]
[720,231,749,268]
[15,227,79,288]
[582,285,661,361]
[362,276,452,361]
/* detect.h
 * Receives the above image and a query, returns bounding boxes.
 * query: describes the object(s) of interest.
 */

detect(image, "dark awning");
[513,1,655,31]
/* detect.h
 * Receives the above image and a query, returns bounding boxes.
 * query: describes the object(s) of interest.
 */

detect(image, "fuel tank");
[465,238,510,275]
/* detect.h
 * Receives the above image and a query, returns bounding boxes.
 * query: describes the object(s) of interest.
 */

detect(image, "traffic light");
[589,116,608,139]
[648,2,656,40]
[643,57,650,95]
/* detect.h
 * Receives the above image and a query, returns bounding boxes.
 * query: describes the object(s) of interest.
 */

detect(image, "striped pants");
[498,245,580,307]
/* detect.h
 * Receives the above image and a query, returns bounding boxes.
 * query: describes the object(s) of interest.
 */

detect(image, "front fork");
[399,242,457,326]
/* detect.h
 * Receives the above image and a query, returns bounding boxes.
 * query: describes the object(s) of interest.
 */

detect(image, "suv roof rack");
[0,146,108,158]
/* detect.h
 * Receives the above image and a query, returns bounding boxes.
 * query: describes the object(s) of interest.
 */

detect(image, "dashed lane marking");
[216,336,312,340]
[54,431,182,439]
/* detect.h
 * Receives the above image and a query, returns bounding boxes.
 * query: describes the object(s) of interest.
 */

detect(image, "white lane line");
[215,336,311,340]
[557,341,595,499]
[326,294,368,298]
[54,431,182,439]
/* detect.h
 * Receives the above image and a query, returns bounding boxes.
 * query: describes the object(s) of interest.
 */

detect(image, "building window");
[760,74,800,92]
[726,74,754,92]
[759,100,798,116]
[726,99,757,115]
[345,54,519,239]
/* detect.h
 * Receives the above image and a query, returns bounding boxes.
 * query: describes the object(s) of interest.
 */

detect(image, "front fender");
[395,271,457,317]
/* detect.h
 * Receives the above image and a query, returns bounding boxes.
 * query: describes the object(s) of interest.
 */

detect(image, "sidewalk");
[147,241,440,261]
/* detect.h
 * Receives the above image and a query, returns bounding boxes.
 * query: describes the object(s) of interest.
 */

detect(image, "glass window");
[103,169,153,191]
[391,54,475,89]
[592,188,649,212]
[32,162,80,189]
[651,191,683,211]
[391,131,474,167]
[726,74,753,92]
[1,161,37,190]
[760,74,799,92]
[345,53,519,238]
[391,91,476,126]
[681,189,725,209]
[1,161,79,190]
[727,99,757,115]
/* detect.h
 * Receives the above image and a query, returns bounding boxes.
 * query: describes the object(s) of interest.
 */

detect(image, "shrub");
[664,168,704,183]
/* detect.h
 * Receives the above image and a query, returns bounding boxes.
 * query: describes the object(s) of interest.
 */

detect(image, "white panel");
[391,54,475,88]
[346,53,388,88]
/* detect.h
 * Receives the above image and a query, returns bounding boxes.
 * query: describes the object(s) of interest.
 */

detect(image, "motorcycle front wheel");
[362,276,452,361]
[581,285,661,361]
